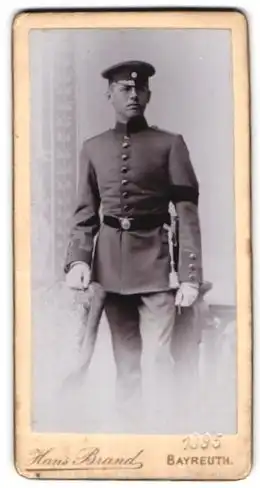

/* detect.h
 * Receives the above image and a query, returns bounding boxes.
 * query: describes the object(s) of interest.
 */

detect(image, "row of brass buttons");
[188,253,197,281]
[121,136,131,214]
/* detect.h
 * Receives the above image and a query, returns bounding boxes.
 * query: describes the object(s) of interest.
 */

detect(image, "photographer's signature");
[26,447,144,471]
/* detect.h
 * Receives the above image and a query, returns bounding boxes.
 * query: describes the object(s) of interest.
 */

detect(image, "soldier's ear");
[106,83,113,101]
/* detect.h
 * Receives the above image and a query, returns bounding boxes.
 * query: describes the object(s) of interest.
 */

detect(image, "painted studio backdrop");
[30,29,236,433]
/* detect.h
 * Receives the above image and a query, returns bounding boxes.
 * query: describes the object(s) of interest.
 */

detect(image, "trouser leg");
[139,291,176,428]
[171,304,201,432]
[104,293,142,430]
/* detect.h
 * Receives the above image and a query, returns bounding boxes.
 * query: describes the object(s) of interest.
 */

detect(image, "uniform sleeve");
[168,134,203,285]
[64,142,100,273]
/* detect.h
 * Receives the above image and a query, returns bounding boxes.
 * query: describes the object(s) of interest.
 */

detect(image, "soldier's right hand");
[65,262,90,290]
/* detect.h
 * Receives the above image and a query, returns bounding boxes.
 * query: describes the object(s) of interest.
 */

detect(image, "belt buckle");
[120,217,131,230]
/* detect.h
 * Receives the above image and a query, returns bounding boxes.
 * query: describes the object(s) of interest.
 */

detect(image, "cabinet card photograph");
[13,9,252,481]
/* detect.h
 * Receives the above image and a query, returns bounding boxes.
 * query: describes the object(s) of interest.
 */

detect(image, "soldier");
[65,60,203,429]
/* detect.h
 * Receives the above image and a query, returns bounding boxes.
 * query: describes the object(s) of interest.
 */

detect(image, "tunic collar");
[114,116,148,134]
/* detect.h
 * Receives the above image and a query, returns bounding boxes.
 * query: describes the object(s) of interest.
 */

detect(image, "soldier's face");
[107,81,151,122]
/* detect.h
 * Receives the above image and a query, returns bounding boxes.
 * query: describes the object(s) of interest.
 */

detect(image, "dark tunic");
[65,116,203,294]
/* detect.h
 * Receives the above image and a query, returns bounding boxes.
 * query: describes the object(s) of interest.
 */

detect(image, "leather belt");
[103,214,170,231]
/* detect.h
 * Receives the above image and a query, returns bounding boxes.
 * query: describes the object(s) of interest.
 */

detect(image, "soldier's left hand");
[175,282,199,308]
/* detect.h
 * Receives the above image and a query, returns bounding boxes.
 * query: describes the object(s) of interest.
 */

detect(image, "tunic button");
[124,205,129,211]
[189,274,196,281]
[189,253,196,260]
[123,135,130,140]
[122,141,130,148]
[121,154,128,160]
[122,179,128,185]
[121,166,128,173]
[123,191,128,198]
[189,263,196,270]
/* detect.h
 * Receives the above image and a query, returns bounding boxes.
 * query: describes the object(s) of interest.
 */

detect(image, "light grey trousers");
[104,291,176,427]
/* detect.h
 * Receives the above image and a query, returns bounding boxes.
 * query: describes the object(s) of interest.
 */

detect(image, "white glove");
[65,262,90,290]
[175,282,199,308]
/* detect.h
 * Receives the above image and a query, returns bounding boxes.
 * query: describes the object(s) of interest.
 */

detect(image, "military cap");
[101,60,155,85]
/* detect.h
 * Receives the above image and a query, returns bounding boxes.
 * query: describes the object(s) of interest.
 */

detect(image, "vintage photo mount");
[13,9,252,481]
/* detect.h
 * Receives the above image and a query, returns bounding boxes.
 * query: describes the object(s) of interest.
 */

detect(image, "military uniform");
[65,61,203,427]
[65,120,202,289]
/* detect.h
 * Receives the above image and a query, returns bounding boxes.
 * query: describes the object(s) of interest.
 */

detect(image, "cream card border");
[13,10,251,480]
